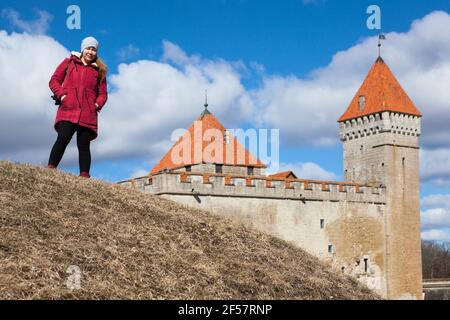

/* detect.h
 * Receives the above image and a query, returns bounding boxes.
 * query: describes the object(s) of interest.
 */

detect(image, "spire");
[338,57,421,122]
[200,89,211,118]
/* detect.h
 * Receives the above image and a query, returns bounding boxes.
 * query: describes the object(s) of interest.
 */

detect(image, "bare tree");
[422,240,450,279]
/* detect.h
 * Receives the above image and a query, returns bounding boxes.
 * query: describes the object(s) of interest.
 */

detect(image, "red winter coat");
[49,52,108,140]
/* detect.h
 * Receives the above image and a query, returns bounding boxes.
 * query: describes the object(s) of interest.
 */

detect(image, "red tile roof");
[268,171,297,179]
[151,112,266,174]
[338,57,421,122]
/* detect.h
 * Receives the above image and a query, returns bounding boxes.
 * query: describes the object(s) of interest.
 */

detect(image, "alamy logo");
[170,122,280,172]
[66,5,81,30]
[66,265,81,290]
[366,5,381,30]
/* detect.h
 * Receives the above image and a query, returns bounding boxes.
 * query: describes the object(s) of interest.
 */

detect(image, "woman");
[48,36,108,178]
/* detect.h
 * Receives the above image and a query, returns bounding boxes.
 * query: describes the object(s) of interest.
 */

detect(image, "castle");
[118,56,423,299]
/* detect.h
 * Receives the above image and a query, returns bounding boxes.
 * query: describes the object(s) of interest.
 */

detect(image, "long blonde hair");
[95,57,107,82]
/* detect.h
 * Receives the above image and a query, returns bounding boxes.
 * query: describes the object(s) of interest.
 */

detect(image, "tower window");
[328,245,333,254]
[320,219,325,229]
[364,258,369,273]
[185,165,191,172]
[247,167,254,176]
[215,164,223,174]
[358,95,365,111]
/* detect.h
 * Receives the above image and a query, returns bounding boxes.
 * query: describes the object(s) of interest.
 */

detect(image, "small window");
[247,167,254,176]
[185,165,191,172]
[328,245,333,254]
[215,164,223,174]
[364,258,369,273]
[320,219,325,229]
[358,95,365,111]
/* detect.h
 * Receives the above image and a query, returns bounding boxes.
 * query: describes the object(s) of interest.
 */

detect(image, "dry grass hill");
[0,161,380,299]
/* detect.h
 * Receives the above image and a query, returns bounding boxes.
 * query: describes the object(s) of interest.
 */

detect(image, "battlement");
[118,171,386,204]
[339,111,421,142]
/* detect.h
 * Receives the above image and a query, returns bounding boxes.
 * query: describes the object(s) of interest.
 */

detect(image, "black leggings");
[48,121,93,173]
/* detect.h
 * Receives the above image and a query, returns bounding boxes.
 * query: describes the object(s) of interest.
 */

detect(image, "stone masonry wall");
[339,111,422,299]
[119,171,388,296]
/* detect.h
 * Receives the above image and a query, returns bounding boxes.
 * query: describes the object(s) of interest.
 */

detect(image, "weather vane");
[200,89,211,118]
[378,33,386,57]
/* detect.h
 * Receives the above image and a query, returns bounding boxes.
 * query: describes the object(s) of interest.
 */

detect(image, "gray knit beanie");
[81,36,99,52]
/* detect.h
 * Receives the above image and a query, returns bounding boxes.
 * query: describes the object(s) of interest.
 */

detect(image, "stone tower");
[338,57,423,299]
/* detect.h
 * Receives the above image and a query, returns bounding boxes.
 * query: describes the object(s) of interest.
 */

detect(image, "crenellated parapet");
[339,111,421,142]
[118,171,386,204]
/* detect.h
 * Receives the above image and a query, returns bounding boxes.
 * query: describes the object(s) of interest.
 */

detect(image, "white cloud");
[268,162,337,181]
[96,41,246,160]
[420,148,450,186]
[116,44,140,61]
[0,30,70,163]
[162,40,194,66]
[422,194,450,209]
[420,193,450,240]
[1,8,52,35]
[421,229,450,242]
[421,208,450,230]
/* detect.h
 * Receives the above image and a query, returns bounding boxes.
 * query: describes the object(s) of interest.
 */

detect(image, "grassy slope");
[0,161,379,299]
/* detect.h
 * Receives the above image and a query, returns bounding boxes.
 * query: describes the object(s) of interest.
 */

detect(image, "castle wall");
[119,171,389,297]
[164,194,387,295]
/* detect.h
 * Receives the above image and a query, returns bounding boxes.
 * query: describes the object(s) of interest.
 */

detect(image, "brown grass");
[0,161,380,300]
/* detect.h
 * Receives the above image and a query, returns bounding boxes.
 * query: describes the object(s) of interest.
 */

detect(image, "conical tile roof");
[151,112,266,174]
[338,57,421,122]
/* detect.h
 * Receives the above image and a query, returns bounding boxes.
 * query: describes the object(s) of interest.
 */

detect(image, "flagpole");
[378,33,386,58]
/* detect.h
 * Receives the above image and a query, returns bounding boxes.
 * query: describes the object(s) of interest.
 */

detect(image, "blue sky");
[2,0,449,77]
[1,1,450,240]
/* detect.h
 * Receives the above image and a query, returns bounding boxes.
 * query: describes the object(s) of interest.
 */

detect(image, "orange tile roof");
[268,171,298,179]
[338,57,421,122]
[151,112,267,174]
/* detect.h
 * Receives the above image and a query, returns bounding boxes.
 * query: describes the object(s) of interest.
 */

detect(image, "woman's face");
[82,46,97,63]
